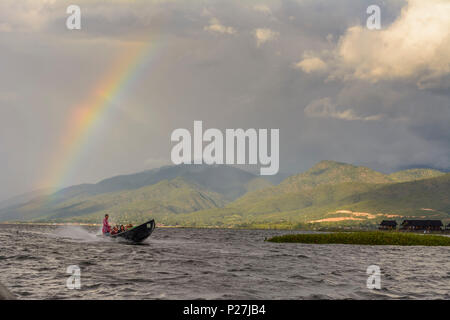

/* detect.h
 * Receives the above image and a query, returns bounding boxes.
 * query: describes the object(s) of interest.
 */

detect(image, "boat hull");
[110,219,155,243]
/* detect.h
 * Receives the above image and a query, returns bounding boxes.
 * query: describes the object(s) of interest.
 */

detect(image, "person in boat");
[102,214,111,235]
[111,226,119,235]
[126,224,133,230]
[119,225,126,233]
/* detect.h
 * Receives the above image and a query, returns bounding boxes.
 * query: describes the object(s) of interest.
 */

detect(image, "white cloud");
[304,98,383,121]
[253,28,279,46]
[0,23,12,32]
[301,0,450,89]
[0,0,58,32]
[204,18,236,35]
[253,4,272,16]
[295,56,326,73]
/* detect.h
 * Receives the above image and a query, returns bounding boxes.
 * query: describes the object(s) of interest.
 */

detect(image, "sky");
[0,0,449,201]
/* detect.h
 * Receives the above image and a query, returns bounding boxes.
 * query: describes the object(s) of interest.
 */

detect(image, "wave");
[52,225,103,242]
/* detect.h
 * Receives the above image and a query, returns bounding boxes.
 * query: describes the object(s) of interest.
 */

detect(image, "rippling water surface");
[0,224,448,299]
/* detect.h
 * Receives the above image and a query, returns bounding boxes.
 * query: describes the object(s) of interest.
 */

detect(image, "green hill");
[45,164,272,202]
[0,161,448,229]
[158,162,449,229]
[278,160,392,192]
[47,178,228,225]
[164,174,450,229]
[388,168,445,182]
[0,165,272,223]
[0,187,56,210]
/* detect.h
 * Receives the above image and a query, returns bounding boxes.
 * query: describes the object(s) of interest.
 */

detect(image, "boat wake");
[53,226,103,242]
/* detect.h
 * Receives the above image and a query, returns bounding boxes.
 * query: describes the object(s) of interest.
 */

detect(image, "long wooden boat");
[109,219,155,243]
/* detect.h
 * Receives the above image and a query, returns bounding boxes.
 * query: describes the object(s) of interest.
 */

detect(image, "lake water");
[0,224,448,299]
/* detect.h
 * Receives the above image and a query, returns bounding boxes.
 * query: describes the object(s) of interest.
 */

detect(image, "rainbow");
[41,39,163,194]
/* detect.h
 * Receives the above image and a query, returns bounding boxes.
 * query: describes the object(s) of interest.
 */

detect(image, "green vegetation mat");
[267,231,450,246]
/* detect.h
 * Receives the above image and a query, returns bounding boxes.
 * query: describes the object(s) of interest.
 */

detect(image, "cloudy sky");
[0,0,449,200]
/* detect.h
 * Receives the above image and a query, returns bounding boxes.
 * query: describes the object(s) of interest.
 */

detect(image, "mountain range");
[0,161,448,229]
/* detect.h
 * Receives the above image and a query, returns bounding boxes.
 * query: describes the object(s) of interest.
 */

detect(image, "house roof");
[380,220,397,226]
[401,220,443,227]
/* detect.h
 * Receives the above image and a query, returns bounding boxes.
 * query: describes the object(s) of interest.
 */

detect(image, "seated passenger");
[111,226,119,235]
[120,225,125,233]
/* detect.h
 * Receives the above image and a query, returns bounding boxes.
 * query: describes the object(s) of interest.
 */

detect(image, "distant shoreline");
[1,222,448,234]
[0,222,274,230]
[0,222,102,226]
[0,222,178,228]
